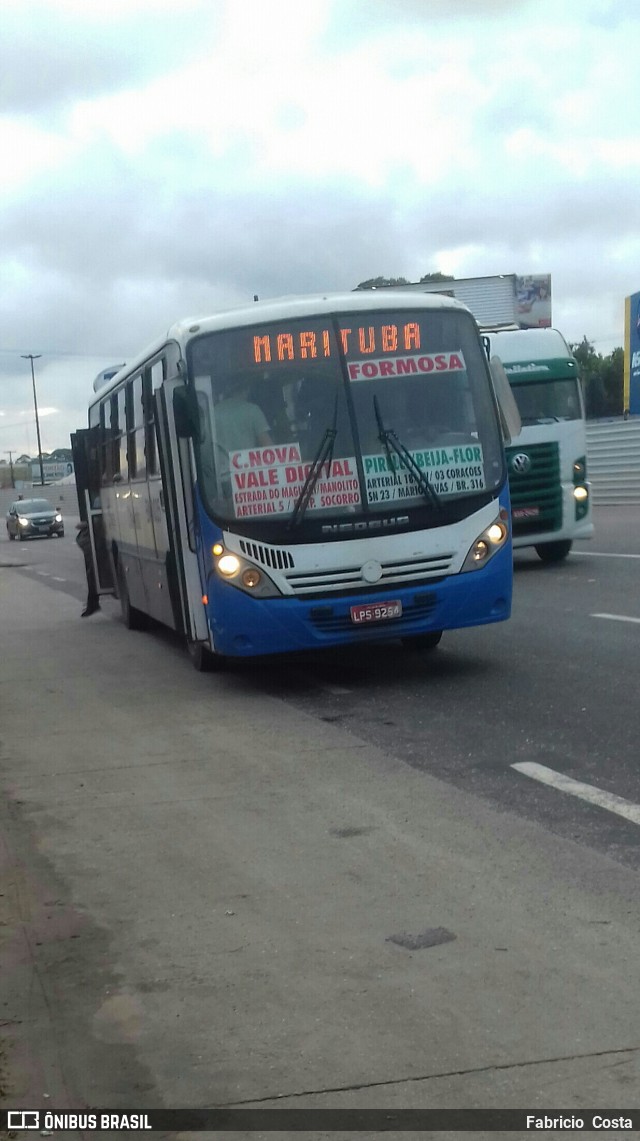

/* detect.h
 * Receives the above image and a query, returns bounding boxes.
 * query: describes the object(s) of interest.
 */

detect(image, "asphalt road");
[2,503,639,872]
[2,500,640,1126]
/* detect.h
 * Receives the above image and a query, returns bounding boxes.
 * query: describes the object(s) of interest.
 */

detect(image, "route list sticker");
[364,443,486,503]
[229,442,485,518]
[229,443,361,518]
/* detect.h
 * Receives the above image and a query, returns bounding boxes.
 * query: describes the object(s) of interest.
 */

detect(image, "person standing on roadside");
[76,500,101,617]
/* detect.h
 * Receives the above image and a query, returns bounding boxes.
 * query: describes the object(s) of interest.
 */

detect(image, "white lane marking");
[512,762,640,826]
[572,551,640,559]
[591,613,640,625]
[36,570,50,576]
[51,576,66,582]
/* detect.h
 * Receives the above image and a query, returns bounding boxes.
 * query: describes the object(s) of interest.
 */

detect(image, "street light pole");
[21,354,44,486]
[5,451,15,489]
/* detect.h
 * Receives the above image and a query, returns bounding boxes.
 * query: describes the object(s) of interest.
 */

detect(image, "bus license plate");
[350,600,402,625]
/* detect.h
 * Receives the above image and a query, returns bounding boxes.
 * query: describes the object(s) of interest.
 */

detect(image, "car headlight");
[461,512,510,572]
[212,546,281,598]
[18,517,30,526]
[55,514,63,522]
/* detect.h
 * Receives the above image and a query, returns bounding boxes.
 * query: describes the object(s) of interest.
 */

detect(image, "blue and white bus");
[72,292,519,669]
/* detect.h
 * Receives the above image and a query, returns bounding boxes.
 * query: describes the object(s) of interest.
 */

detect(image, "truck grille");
[507,442,562,535]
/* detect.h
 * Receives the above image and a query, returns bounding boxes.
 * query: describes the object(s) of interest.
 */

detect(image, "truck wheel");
[535,541,572,563]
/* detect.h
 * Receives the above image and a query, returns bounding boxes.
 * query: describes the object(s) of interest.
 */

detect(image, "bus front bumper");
[205,544,513,658]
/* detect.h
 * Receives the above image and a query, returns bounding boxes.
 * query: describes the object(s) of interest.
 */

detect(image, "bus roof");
[89,290,472,403]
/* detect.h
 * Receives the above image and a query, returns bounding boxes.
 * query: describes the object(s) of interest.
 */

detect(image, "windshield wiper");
[288,395,339,529]
[373,397,440,510]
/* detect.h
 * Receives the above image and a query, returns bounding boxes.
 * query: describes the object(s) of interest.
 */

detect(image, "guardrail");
[586,418,640,504]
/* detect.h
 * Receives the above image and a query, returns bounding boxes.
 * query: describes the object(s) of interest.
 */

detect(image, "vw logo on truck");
[511,452,532,475]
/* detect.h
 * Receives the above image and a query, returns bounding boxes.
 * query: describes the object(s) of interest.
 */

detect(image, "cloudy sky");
[1,0,639,458]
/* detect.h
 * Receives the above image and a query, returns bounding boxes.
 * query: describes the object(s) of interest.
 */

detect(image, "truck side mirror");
[173,386,200,440]
[489,357,521,445]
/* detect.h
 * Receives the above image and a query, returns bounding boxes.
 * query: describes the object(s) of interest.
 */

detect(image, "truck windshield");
[511,378,582,424]
[188,308,504,532]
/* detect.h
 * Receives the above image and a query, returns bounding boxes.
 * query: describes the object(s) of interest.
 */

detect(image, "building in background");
[371,274,552,330]
[624,290,640,415]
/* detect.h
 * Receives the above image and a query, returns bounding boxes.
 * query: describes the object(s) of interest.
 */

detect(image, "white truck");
[486,327,593,561]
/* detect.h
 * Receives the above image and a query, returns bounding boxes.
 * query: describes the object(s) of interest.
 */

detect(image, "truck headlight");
[461,514,509,572]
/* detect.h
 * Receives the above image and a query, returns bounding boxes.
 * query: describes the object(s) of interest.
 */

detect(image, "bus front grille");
[506,441,562,535]
[285,554,454,595]
[238,540,295,571]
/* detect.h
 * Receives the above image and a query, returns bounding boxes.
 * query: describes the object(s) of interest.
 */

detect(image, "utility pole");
[21,354,45,486]
[5,450,15,489]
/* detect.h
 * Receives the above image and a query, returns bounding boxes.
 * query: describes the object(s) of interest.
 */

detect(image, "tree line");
[569,337,624,420]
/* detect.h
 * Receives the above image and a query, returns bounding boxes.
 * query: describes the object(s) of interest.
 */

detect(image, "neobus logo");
[321,516,410,535]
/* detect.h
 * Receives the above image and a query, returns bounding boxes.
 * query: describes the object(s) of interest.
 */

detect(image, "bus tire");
[118,565,148,630]
[535,540,572,563]
[402,630,443,651]
[187,640,222,672]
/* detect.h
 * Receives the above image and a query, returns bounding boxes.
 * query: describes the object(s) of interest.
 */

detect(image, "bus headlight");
[217,554,241,577]
[461,515,509,572]
[212,546,281,597]
[573,486,588,501]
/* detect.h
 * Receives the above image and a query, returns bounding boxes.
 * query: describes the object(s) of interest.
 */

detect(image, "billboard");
[624,290,640,415]
[515,275,552,328]
[31,461,75,483]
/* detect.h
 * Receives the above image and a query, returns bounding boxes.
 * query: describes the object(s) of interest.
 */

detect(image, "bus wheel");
[187,640,221,672]
[535,541,572,563]
[402,630,443,651]
[117,566,147,630]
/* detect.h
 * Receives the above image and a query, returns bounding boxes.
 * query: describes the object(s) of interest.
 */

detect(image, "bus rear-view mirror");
[489,357,521,445]
[173,386,200,439]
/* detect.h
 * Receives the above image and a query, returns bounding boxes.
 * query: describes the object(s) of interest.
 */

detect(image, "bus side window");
[118,387,128,478]
[110,394,121,479]
[146,360,164,475]
[128,374,145,479]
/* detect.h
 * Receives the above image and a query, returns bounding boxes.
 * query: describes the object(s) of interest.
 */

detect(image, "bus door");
[70,429,115,597]
[154,384,208,643]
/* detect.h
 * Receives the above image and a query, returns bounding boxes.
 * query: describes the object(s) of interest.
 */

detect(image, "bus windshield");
[188,308,504,531]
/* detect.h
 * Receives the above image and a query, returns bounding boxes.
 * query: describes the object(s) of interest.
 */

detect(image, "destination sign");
[252,322,422,364]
